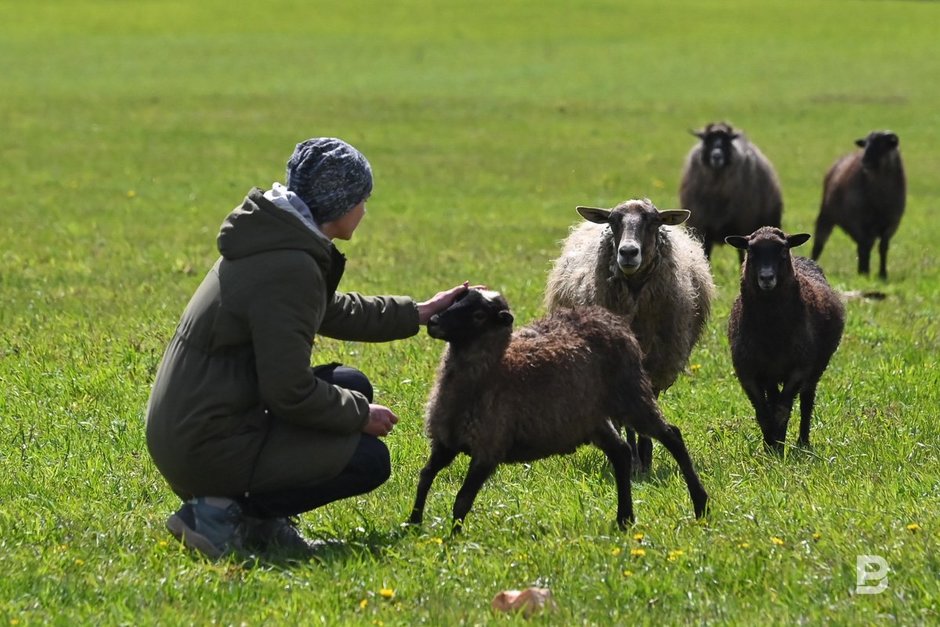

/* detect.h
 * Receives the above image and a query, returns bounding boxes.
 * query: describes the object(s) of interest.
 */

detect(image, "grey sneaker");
[243,516,318,557]
[166,497,245,560]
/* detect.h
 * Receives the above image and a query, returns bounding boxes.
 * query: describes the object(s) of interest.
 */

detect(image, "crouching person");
[145,137,468,559]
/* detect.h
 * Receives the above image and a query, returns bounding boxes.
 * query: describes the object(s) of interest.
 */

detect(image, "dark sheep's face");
[426,289,514,343]
[856,131,900,169]
[577,200,690,277]
[726,227,811,292]
[694,123,740,171]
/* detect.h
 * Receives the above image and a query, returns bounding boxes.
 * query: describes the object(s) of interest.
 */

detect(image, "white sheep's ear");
[787,233,811,249]
[576,206,611,224]
[658,209,690,226]
[498,310,514,326]
[725,235,749,250]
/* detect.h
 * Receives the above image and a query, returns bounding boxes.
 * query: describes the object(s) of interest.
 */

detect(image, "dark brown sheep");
[408,289,709,532]
[680,122,784,262]
[812,130,906,279]
[726,227,845,451]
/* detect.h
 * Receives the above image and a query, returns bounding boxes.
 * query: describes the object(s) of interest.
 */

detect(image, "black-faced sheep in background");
[408,289,709,532]
[680,122,784,262]
[811,130,906,280]
[726,227,845,451]
[544,199,715,472]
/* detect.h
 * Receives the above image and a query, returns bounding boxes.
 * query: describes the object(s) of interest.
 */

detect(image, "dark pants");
[242,365,391,518]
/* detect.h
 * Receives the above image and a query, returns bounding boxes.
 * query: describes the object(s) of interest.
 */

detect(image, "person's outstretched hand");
[363,404,399,437]
[417,281,485,324]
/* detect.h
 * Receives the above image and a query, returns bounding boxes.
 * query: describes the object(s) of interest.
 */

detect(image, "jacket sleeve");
[318,291,420,342]
[245,264,370,434]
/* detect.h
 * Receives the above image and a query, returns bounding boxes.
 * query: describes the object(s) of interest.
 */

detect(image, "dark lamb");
[726,227,845,451]
[680,121,784,262]
[408,289,708,532]
[812,130,906,279]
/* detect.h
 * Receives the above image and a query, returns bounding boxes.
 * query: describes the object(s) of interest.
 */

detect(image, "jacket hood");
[217,188,331,263]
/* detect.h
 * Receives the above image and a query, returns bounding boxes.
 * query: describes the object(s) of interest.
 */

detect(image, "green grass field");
[1,0,938,623]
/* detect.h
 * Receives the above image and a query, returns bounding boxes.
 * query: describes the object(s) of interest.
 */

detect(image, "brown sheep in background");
[812,130,906,280]
[680,122,784,262]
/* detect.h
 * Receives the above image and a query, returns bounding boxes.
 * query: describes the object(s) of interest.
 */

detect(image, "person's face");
[323,201,366,240]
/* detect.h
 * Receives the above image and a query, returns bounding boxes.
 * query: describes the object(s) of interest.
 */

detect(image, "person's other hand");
[363,403,399,437]
[417,281,485,324]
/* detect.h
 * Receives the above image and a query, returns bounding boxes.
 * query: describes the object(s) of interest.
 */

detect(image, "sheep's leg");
[636,436,653,474]
[811,214,835,261]
[878,236,890,280]
[593,422,635,528]
[740,378,777,449]
[627,402,708,518]
[451,458,498,534]
[798,383,817,447]
[774,378,803,445]
[857,237,875,275]
[408,443,458,525]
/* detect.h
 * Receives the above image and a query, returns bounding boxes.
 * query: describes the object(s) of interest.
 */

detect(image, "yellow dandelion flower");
[738,542,750,549]
[622,569,634,577]
[771,537,785,546]
[430,537,443,544]
[611,547,622,556]
[633,532,644,542]
[652,178,665,189]
[379,588,395,599]
[630,548,646,557]
[667,549,685,561]
[690,363,702,374]
[159,540,169,548]
[12,620,21,626]
[812,532,822,541]
[359,599,368,610]
[74,558,85,566]
[906,523,921,533]
[127,190,137,198]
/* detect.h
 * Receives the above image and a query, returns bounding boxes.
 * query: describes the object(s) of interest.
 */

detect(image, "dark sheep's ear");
[787,233,811,249]
[690,128,705,139]
[577,206,612,224]
[729,132,740,140]
[498,310,514,326]
[658,209,690,226]
[855,138,867,148]
[725,235,749,250]
[888,133,899,147]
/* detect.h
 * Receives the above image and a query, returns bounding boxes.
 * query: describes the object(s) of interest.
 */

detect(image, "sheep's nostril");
[620,245,640,260]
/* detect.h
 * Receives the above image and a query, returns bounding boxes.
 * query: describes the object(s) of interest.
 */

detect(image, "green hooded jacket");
[145,188,419,499]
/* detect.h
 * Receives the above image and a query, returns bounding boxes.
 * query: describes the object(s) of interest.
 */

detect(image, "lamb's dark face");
[426,289,514,343]
[857,131,900,169]
[727,227,811,292]
[577,200,690,277]
[695,123,740,171]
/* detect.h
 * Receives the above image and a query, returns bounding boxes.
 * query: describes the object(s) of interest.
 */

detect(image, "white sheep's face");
[577,200,690,277]
[426,289,514,344]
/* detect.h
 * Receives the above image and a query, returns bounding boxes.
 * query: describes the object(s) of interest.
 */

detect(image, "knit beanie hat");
[285,137,373,224]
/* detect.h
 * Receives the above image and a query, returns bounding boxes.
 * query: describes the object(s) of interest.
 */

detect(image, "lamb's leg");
[626,400,708,519]
[773,377,803,446]
[857,237,874,275]
[408,443,458,525]
[878,236,890,280]
[798,383,817,447]
[811,214,835,261]
[636,436,653,474]
[593,422,635,528]
[451,457,498,534]
[740,378,777,450]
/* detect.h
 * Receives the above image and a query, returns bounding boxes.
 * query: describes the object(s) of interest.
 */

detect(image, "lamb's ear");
[658,209,690,226]
[787,233,811,249]
[576,206,611,224]
[690,128,705,139]
[855,138,868,148]
[725,235,749,250]
[498,310,514,326]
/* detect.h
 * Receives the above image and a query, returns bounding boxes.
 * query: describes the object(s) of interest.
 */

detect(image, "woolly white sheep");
[545,198,715,472]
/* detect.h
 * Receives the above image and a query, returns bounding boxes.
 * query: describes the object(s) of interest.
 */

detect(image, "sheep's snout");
[427,316,446,339]
[757,268,777,291]
[708,147,726,169]
[617,242,642,274]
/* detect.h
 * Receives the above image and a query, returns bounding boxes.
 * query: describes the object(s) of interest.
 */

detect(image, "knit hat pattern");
[285,138,373,224]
